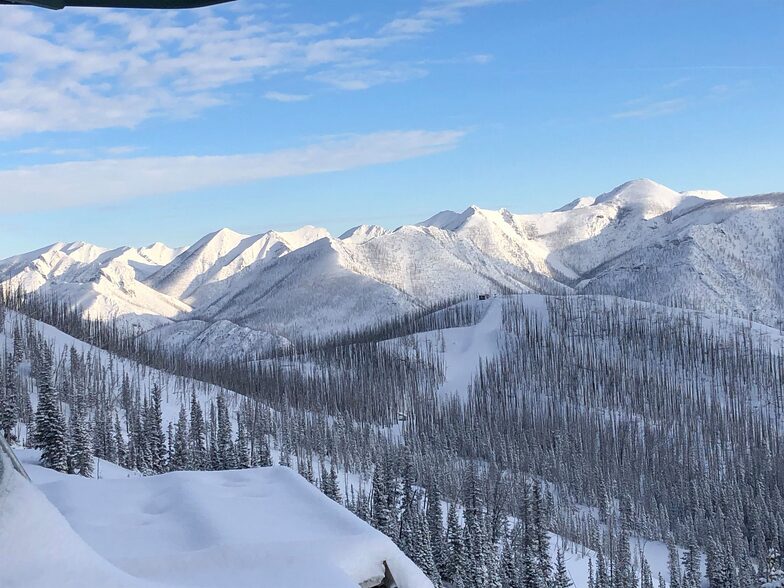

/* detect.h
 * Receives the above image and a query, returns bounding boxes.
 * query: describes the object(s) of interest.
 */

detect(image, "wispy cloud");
[263,91,311,103]
[312,63,429,91]
[381,0,508,36]
[0,130,464,213]
[612,98,688,120]
[0,2,499,139]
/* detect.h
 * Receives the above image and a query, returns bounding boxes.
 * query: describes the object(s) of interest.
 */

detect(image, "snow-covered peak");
[680,189,727,201]
[272,225,332,250]
[672,189,729,217]
[339,224,387,244]
[417,206,479,231]
[555,196,596,212]
[192,227,250,254]
[58,241,109,264]
[138,242,185,266]
[593,179,683,217]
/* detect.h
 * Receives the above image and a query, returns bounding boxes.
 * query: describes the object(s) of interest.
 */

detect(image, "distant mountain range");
[3,179,782,356]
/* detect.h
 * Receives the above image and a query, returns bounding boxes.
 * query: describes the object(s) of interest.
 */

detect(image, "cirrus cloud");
[0,129,465,213]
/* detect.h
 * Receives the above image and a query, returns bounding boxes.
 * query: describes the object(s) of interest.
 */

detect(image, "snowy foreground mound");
[0,450,431,588]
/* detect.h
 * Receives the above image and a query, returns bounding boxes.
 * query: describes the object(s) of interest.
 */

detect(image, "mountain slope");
[0,242,190,330]
[2,179,781,340]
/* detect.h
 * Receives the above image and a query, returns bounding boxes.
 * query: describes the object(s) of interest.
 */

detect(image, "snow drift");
[1,449,432,588]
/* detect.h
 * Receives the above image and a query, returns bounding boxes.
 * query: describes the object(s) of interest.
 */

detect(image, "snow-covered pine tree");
[667,533,682,588]
[444,502,463,585]
[235,413,249,469]
[188,391,206,470]
[147,384,166,473]
[595,545,610,588]
[681,533,701,588]
[113,413,128,469]
[425,477,447,578]
[216,394,234,469]
[171,405,189,471]
[257,432,272,467]
[500,530,521,588]
[33,350,68,472]
[371,462,392,537]
[69,396,93,477]
[553,547,572,588]
[614,525,633,588]
[1,353,18,441]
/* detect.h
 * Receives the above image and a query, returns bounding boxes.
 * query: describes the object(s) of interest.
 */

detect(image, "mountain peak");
[209,227,248,241]
[418,206,480,231]
[593,179,683,218]
[339,224,387,244]
[555,196,596,212]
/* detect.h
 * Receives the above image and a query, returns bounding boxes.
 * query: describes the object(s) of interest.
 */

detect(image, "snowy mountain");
[2,179,782,347]
[0,241,189,331]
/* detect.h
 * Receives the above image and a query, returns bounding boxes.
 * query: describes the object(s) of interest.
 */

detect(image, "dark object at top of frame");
[0,0,233,9]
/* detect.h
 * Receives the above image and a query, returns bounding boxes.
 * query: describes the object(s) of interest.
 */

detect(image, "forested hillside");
[3,287,784,587]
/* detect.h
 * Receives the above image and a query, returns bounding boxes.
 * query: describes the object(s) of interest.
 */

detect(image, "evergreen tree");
[69,398,93,477]
[413,513,442,587]
[614,525,633,588]
[1,354,18,441]
[113,413,127,469]
[553,547,572,588]
[639,553,654,588]
[235,414,249,469]
[426,478,447,577]
[171,405,189,471]
[681,533,700,588]
[257,433,272,467]
[595,546,610,588]
[371,463,392,537]
[188,391,206,470]
[667,534,682,588]
[216,395,234,469]
[33,353,68,472]
[500,531,521,588]
[147,385,166,473]
[12,324,23,366]
[444,502,463,584]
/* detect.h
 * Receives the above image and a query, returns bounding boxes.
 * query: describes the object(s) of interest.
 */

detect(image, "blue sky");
[0,0,782,256]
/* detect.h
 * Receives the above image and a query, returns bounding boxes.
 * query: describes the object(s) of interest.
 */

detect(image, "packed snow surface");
[1,450,432,588]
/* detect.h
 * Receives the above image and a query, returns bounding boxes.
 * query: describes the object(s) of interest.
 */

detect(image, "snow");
[593,178,684,218]
[147,225,330,302]
[340,224,388,244]
[1,448,431,588]
[0,452,152,588]
[3,178,783,342]
[554,196,596,212]
[387,298,504,401]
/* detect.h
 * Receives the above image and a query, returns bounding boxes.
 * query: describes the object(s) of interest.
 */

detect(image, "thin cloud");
[263,91,311,103]
[612,98,688,120]
[312,63,429,91]
[0,130,464,213]
[381,0,508,36]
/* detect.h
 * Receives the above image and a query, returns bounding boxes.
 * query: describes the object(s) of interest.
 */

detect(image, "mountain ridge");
[2,179,781,352]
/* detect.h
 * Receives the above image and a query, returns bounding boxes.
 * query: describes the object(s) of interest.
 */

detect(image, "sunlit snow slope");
[0,450,431,588]
[2,179,782,347]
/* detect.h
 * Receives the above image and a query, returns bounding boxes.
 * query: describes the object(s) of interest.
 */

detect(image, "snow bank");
[0,452,150,588]
[6,451,431,588]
